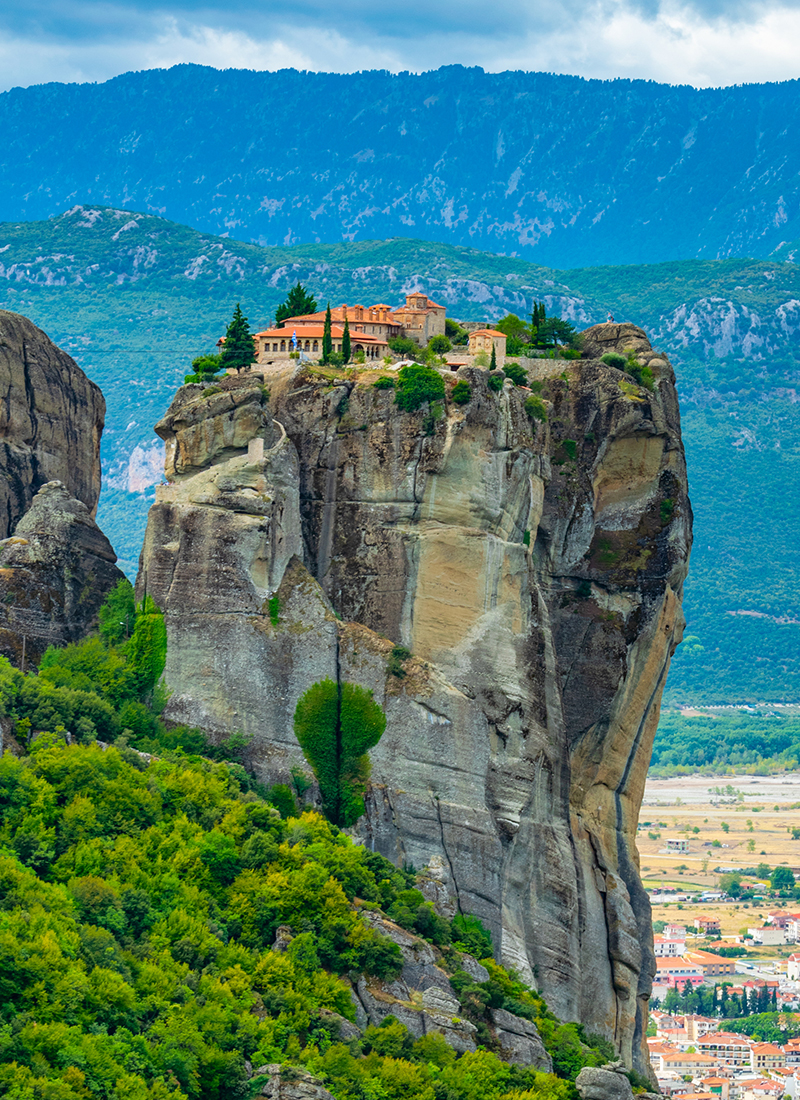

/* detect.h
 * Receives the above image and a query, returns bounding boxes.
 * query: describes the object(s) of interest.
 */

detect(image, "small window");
[280,340,286,351]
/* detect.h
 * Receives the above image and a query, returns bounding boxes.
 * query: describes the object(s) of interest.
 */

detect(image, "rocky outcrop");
[252,1065,335,1100]
[0,481,124,668]
[0,310,104,536]
[136,322,691,1077]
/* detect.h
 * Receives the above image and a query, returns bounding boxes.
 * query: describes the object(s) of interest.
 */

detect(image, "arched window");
[280,340,286,351]
[304,340,310,350]
[313,340,318,351]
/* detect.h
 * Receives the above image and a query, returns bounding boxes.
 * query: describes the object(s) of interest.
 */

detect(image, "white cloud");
[0,2,799,92]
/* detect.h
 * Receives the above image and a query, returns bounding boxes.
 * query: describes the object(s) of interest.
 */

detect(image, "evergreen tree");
[275,283,318,327]
[322,303,333,364]
[220,303,256,373]
[490,343,497,371]
[294,679,386,827]
[342,317,351,364]
[771,987,778,1010]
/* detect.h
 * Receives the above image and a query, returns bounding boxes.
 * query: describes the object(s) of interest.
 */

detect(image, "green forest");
[0,585,619,1100]
[650,708,800,775]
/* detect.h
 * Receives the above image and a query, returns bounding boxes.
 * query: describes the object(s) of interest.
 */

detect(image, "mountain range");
[0,203,797,705]
[1,65,800,267]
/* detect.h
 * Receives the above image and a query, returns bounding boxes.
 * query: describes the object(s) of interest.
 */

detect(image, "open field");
[638,772,800,938]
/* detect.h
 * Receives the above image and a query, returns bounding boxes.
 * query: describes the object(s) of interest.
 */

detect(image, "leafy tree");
[495,313,530,341]
[445,318,468,345]
[98,579,136,646]
[322,303,333,364]
[388,335,421,359]
[525,395,548,422]
[771,865,796,890]
[219,303,256,373]
[394,363,446,412]
[126,595,167,700]
[539,317,579,348]
[342,316,351,364]
[487,372,504,392]
[503,362,528,386]
[428,334,451,354]
[185,353,223,384]
[275,283,317,327]
[451,380,471,405]
[293,679,386,827]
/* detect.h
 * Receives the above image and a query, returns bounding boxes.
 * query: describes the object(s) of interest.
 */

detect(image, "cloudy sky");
[1,0,799,92]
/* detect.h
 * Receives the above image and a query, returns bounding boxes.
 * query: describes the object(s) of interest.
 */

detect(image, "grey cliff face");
[137,323,692,1076]
[0,481,124,668]
[0,310,104,536]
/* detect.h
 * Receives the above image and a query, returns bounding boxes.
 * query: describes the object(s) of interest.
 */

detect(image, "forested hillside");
[0,585,617,1098]
[0,207,798,705]
[1,66,800,267]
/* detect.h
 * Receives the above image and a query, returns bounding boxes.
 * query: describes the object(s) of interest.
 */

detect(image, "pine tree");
[322,303,333,364]
[220,303,256,373]
[275,283,318,327]
[342,317,351,364]
[490,342,497,371]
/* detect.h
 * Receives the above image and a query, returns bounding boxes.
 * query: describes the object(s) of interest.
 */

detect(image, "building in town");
[695,916,722,935]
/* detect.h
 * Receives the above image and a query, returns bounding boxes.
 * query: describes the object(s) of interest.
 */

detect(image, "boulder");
[576,1065,635,1100]
[253,1064,335,1100]
[0,310,104,536]
[0,481,124,668]
[490,1008,552,1070]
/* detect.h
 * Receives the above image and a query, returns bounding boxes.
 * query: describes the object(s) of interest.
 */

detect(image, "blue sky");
[1,0,799,91]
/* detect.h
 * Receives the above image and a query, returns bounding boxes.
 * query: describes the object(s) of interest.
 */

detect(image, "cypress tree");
[220,303,256,373]
[342,316,351,364]
[294,679,386,827]
[490,342,497,371]
[322,303,333,364]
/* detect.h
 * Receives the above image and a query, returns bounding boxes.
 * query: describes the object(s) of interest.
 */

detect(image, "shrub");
[487,372,504,393]
[600,352,627,370]
[503,362,528,386]
[373,376,395,390]
[387,645,411,679]
[394,364,446,412]
[268,596,280,626]
[524,395,548,422]
[451,380,472,405]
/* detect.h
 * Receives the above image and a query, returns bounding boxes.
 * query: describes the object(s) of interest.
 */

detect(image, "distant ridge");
[0,205,798,705]
[1,65,800,266]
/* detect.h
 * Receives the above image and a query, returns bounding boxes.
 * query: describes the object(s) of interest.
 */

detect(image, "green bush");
[451,380,472,405]
[487,372,504,392]
[503,362,528,386]
[524,395,548,422]
[394,363,446,412]
[293,680,386,827]
[387,645,411,679]
[428,334,452,354]
[373,376,395,390]
[600,352,627,370]
[268,595,280,626]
